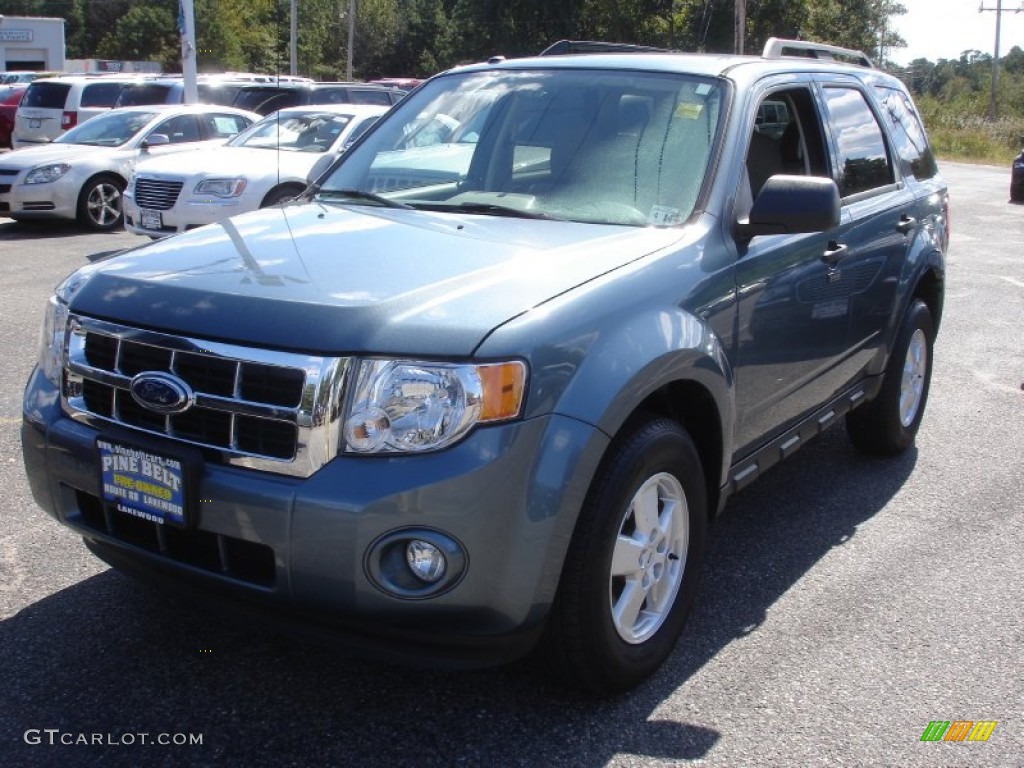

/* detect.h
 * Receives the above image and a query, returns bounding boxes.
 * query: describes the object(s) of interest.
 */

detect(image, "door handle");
[896,215,917,234]
[821,241,848,267]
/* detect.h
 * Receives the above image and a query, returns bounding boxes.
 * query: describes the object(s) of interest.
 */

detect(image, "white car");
[124,103,388,238]
[0,104,259,230]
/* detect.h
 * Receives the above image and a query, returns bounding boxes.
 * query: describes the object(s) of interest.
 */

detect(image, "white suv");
[12,75,142,148]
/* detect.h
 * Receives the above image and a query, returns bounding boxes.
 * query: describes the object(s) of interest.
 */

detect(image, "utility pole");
[178,0,198,103]
[734,0,746,55]
[346,0,356,81]
[979,1,1024,120]
[290,0,298,77]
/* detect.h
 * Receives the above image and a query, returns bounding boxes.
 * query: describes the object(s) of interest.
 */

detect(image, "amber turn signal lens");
[478,361,527,422]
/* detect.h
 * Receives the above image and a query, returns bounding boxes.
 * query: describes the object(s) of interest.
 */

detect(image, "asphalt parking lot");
[0,161,1021,767]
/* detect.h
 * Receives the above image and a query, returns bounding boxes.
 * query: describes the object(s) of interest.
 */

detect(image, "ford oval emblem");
[129,372,194,415]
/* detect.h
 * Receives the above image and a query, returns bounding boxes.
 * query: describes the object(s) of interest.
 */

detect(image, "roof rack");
[762,37,873,68]
[539,40,673,56]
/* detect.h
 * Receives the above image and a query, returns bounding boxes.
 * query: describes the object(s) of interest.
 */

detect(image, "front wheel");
[260,185,304,207]
[542,417,707,693]
[846,298,935,455]
[77,175,125,231]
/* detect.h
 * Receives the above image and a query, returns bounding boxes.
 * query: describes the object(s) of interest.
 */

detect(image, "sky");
[889,0,1024,64]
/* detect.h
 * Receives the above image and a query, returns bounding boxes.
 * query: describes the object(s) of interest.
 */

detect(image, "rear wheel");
[77,175,125,231]
[542,417,707,693]
[847,299,934,455]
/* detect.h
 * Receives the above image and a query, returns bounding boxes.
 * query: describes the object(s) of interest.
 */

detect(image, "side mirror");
[306,153,337,186]
[736,175,841,240]
[141,133,170,151]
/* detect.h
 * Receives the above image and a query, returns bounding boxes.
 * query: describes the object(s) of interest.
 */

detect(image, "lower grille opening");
[75,490,276,587]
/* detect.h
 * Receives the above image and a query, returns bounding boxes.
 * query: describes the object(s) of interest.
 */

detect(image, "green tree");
[96,3,180,70]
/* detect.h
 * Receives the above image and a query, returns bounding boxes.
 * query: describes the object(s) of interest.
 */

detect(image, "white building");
[0,16,65,72]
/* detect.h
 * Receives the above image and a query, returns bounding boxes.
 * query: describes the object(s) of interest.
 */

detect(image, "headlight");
[343,359,527,454]
[38,296,69,386]
[194,178,247,197]
[24,163,71,185]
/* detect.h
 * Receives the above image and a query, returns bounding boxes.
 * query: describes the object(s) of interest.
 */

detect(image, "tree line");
[7,0,1021,155]
[5,0,907,80]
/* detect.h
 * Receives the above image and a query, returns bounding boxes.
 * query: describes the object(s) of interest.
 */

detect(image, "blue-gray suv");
[22,38,948,693]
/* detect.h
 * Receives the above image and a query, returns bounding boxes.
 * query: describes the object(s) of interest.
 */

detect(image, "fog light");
[366,528,467,598]
[406,540,446,583]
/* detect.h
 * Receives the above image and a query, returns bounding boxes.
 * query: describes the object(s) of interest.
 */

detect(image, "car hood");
[134,146,321,181]
[67,202,684,356]
[0,142,123,168]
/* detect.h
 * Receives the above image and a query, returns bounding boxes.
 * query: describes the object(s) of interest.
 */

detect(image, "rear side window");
[874,86,938,181]
[153,114,200,143]
[201,112,251,138]
[80,82,125,108]
[116,84,175,107]
[198,84,242,106]
[233,87,306,114]
[22,82,70,109]
[822,86,894,197]
[348,90,393,106]
[310,87,352,104]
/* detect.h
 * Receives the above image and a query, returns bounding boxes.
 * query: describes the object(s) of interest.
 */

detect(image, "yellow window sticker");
[674,102,704,120]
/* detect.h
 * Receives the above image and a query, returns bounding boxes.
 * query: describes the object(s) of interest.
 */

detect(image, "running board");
[725,379,881,497]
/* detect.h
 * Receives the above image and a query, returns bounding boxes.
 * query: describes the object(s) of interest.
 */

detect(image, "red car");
[0,84,28,148]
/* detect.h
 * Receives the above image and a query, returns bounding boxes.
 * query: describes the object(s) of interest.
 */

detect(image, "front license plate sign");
[140,209,162,230]
[98,439,187,527]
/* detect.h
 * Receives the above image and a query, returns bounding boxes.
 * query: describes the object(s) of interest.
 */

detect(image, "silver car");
[0,104,258,230]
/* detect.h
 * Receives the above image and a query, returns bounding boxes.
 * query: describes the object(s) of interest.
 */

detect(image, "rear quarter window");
[874,86,938,181]
[22,82,71,109]
[80,82,125,108]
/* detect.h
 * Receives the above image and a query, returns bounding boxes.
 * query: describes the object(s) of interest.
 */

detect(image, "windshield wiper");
[314,188,413,209]
[414,202,558,220]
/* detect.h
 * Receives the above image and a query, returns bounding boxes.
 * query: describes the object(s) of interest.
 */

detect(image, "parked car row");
[10,73,407,149]
[0,100,389,232]
[0,105,259,230]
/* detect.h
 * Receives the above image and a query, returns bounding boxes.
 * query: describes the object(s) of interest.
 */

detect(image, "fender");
[477,261,737,497]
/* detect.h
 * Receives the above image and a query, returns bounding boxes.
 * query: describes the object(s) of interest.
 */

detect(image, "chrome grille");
[134,177,184,211]
[62,315,348,477]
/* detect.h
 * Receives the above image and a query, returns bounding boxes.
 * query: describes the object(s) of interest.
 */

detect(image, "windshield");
[228,111,353,152]
[318,68,723,226]
[55,110,158,146]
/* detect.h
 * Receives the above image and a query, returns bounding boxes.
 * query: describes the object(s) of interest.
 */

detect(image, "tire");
[77,174,125,231]
[846,299,934,455]
[542,417,707,693]
[260,186,304,207]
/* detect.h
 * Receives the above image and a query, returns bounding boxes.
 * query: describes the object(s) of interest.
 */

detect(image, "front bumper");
[124,189,259,237]
[0,171,78,221]
[22,366,608,667]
